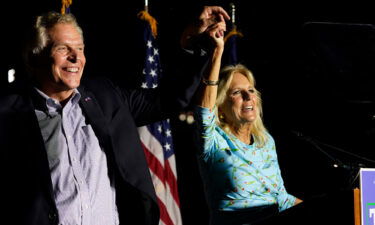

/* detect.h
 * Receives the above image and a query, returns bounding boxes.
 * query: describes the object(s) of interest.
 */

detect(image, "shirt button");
[85,204,89,209]
[48,211,58,223]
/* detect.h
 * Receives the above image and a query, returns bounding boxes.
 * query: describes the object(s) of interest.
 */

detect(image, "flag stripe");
[156,196,175,225]
[164,157,180,205]
[139,126,165,166]
[162,177,182,224]
[142,143,182,225]
[149,168,182,225]
[141,141,180,205]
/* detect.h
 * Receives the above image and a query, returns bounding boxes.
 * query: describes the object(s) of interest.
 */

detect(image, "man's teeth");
[66,67,79,72]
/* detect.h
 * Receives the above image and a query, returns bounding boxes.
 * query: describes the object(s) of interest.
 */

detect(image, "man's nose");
[67,50,78,63]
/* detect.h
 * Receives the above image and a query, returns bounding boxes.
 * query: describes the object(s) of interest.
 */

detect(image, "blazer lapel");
[78,87,112,152]
[11,90,57,208]
[78,87,118,184]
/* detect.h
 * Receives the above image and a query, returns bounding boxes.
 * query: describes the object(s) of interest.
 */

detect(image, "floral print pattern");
[195,106,296,212]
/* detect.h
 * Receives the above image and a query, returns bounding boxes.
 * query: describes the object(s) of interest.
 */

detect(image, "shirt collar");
[34,88,81,113]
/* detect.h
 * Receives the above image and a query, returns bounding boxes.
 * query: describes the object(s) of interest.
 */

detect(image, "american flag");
[137,13,182,225]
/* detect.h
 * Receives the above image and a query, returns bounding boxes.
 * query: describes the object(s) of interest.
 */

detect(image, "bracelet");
[202,78,219,86]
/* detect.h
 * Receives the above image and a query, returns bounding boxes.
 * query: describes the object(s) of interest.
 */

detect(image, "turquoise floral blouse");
[195,106,296,212]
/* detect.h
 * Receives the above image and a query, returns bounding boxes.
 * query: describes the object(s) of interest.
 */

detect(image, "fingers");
[207,21,226,32]
[204,6,230,21]
[216,21,226,37]
[214,6,231,21]
[207,22,226,39]
[218,14,226,31]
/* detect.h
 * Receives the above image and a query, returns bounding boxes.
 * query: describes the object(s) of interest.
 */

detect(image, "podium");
[355,188,361,225]
[355,168,375,225]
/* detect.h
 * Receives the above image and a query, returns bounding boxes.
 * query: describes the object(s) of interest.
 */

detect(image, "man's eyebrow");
[53,43,85,47]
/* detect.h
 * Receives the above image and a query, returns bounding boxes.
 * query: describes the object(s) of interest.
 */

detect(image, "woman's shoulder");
[264,132,276,146]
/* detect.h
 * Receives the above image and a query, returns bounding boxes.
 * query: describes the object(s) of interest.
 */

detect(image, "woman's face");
[220,72,257,127]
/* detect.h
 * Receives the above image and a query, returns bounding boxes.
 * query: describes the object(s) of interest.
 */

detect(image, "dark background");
[2,1,375,224]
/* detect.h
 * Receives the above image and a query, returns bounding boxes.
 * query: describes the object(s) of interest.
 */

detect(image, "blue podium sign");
[361,168,375,225]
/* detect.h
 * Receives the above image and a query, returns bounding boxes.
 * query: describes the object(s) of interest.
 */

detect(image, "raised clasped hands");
[198,6,229,37]
[181,6,230,49]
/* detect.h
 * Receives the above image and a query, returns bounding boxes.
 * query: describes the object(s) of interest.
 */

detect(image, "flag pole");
[138,0,158,37]
[230,3,236,26]
[145,0,148,12]
[224,3,243,43]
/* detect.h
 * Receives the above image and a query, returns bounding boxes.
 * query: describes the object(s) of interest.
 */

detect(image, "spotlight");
[186,114,195,124]
[8,68,15,83]
[178,112,187,121]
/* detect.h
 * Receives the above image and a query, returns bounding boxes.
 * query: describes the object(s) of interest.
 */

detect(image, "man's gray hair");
[24,11,83,70]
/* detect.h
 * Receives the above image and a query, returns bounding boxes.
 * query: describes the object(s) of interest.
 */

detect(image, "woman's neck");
[230,123,253,145]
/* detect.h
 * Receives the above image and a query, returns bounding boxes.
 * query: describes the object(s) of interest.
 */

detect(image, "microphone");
[290,130,302,137]
[290,130,312,141]
[290,130,373,170]
[290,130,351,170]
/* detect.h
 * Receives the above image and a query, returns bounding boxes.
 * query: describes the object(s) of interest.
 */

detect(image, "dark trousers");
[210,205,279,225]
[210,189,354,225]
[256,189,354,225]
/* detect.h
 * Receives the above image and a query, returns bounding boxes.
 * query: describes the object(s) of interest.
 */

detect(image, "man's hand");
[181,6,230,49]
[197,6,230,35]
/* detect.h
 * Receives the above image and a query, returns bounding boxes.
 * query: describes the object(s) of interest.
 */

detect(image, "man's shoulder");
[78,75,131,108]
[79,75,141,99]
[79,76,121,96]
[80,75,114,89]
[0,81,30,108]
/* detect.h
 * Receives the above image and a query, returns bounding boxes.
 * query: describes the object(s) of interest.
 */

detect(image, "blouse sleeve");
[276,186,297,211]
[271,138,297,211]
[194,106,219,159]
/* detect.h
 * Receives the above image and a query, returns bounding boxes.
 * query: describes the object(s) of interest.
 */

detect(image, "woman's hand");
[294,198,303,206]
[206,20,226,50]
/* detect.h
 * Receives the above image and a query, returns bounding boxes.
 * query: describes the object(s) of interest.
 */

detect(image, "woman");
[195,22,302,225]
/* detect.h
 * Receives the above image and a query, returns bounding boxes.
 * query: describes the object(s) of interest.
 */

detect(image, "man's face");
[40,23,86,94]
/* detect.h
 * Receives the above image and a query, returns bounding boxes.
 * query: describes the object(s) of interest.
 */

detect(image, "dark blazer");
[0,50,207,225]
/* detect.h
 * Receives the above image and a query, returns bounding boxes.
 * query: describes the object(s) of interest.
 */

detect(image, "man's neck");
[37,85,75,107]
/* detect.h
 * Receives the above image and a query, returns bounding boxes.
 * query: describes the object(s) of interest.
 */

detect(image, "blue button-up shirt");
[34,88,119,225]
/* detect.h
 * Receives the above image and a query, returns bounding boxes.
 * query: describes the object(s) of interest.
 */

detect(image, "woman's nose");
[242,91,251,101]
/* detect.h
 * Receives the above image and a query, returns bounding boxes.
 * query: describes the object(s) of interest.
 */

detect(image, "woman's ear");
[218,107,225,120]
[218,106,222,114]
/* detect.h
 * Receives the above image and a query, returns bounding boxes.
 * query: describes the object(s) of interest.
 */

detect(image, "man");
[0,6,229,225]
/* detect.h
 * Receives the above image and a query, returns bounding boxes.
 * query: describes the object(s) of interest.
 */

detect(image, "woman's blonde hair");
[215,64,268,147]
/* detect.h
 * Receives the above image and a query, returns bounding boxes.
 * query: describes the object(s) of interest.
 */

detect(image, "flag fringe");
[138,10,158,37]
[61,0,72,14]
[224,27,243,43]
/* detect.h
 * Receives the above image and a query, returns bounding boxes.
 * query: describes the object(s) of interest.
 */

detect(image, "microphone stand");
[292,130,375,188]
